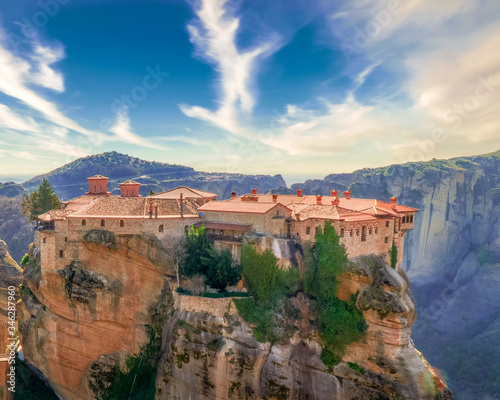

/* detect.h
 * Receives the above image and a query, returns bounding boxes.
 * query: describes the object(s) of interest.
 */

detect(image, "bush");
[182,225,241,292]
[236,244,300,343]
[21,253,30,266]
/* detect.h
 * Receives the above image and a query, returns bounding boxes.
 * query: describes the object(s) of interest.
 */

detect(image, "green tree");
[21,178,61,221]
[149,189,155,196]
[181,225,212,277]
[202,248,241,292]
[241,244,280,306]
[304,221,367,365]
[389,241,398,269]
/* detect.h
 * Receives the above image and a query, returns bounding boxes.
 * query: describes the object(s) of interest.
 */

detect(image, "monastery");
[37,175,418,270]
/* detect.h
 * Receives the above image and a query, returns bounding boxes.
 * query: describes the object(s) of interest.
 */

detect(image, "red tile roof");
[198,201,290,214]
[153,186,217,199]
[87,175,108,179]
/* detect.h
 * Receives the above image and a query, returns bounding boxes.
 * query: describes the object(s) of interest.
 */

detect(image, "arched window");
[315,226,320,234]
[368,228,372,235]
[340,228,344,237]
[306,227,311,235]
[355,229,359,236]
[120,220,125,227]
[375,227,378,234]
[361,226,366,241]
[101,219,105,227]
[159,225,164,233]
[350,230,353,237]
[82,219,86,227]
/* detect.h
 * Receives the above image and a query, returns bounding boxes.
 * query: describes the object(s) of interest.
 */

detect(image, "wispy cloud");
[0,103,39,132]
[180,0,280,134]
[0,33,98,138]
[109,108,159,149]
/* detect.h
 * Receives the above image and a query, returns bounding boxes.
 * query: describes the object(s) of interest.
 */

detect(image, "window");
[410,215,413,223]
[59,250,64,258]
[101,219,105,227]
[350,230,353,237]
[306,227,311,235]
[120,220,125,227]
[65,237,68,242]
[386,221,390,227]
[43,238,46,244]
[375,228,378,234]
[315,226,320,234]
[340,228,344,237]
[355,230,359,236]
[159,225,164,233]
[368,228,372,235]
[82,219,86,227]
[385,237,389,243]
[361,226,366,242]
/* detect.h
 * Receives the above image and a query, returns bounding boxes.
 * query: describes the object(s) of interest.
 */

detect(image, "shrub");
[236,244,300,343]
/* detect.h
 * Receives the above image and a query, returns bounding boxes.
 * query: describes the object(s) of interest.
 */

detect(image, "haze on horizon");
[0,0,499,180]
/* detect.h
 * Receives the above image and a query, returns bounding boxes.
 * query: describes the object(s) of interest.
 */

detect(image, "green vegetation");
[304,221,367,366]
[348,361,365,374]
[234,244,299,343]
[21,178,61,222]
[389,241,398,269]
[181,225,241,292]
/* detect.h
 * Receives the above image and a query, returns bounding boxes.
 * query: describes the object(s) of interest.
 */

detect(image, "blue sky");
[0,0,499,184]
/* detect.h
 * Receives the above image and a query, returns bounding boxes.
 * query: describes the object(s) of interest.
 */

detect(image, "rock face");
[292,151,500,399]
[17,228,451,400]
[0,240,23,400]
[18,232,175,400]
[155,256,450,400]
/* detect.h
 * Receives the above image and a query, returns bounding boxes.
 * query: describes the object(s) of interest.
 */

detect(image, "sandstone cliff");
[18,232,174,400]
[291,151,500,399]
[17,230,451,400]
[156,256,451,400]
[0,240,23,400]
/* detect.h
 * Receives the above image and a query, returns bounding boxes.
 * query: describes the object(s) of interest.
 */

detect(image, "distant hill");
[21,151,287,200]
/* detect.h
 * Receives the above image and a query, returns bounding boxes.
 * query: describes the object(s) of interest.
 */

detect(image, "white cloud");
[12,150,44,161]
[0,32,98,138]
[180,0,280,134]
[109,109,158,149]
[29,44,65,92]
[0,103,39,132]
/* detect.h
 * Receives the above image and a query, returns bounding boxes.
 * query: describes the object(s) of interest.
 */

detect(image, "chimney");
[119,180,141,197]
[316,195,322,205]
[331,190,338,198]
[87,175,109,196]
[251,188,257,195]
[180,193,184,217]
[231,191,236,199]
[390,197,397,204]
[331,197,340,206]
[344,191,351,200]
[297,189,303,197]
[272,193,278,203]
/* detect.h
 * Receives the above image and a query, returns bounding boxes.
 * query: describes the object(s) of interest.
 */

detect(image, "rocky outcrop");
[155,255,451,400]
[18,232,175,400]
[0,240,23,400]
[291,151,500,399]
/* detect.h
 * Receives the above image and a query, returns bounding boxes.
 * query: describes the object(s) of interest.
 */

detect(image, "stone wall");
[202,207,289,236]
[174,292,245,318]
